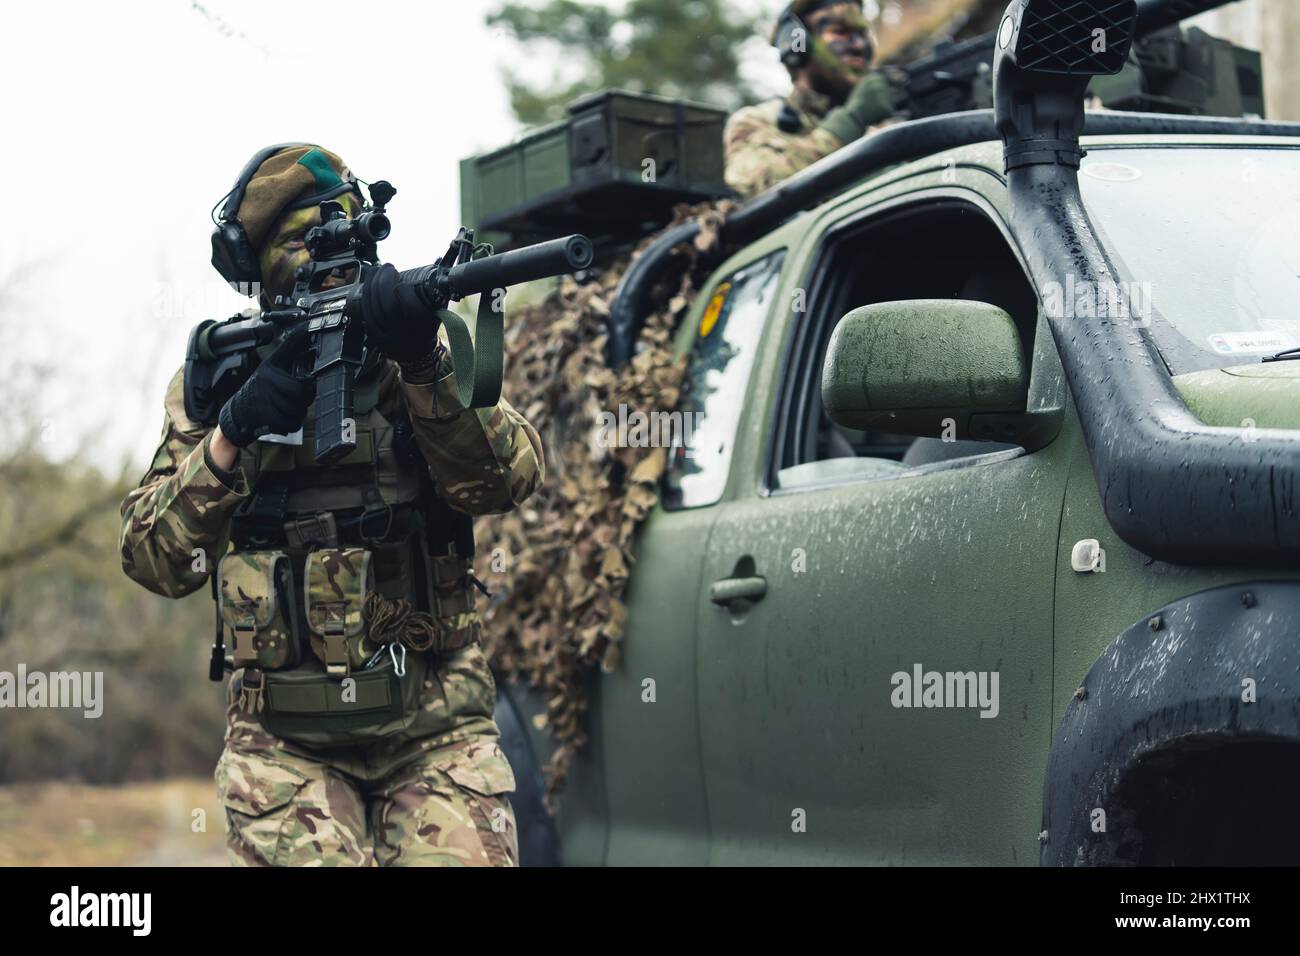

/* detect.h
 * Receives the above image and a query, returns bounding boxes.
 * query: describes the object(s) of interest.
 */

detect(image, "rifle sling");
[435,292,503,410]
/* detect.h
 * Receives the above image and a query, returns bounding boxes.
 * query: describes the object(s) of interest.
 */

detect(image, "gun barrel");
[1136,0,1241,37]
[445,234,593,299]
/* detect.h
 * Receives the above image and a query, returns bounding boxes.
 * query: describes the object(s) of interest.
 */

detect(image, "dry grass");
[0,778,227,867]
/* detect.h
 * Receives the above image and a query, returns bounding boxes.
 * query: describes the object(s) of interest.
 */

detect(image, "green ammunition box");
[460,89,732,251]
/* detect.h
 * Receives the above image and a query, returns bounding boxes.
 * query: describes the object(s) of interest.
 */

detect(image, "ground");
[0,778,227,867]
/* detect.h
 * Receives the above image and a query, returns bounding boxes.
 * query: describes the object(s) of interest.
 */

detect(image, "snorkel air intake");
[995,0,1300,566]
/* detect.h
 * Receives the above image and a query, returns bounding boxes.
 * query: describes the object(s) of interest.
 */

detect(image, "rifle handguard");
[394,234,594,411]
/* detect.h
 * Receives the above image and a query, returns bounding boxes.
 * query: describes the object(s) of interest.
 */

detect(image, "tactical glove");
[820,67,909,144]
[360,263,441,364]
[218,326,316,447]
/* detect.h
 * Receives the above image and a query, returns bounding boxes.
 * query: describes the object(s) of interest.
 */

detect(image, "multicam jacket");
[120,333,543,602]
[723,87,846,201]
[120,330,544,762]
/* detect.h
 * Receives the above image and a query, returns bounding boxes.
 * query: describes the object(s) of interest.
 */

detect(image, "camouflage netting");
[475,201,733,799]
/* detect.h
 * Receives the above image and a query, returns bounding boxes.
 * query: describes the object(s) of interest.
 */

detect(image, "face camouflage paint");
[257,192,362,306]
[808,7,871,83]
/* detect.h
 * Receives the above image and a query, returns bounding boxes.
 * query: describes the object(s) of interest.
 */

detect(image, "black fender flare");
[1041,580,1300,866]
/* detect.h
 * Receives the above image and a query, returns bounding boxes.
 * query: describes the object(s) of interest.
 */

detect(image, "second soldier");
[725,0,908,199]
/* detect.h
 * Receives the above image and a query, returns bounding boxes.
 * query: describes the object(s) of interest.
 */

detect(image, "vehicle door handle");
[709,576,768,607]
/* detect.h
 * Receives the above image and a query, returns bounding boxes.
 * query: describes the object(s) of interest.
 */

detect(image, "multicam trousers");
[214,644,519,867]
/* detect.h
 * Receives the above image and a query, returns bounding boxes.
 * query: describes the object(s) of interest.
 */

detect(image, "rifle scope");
[306,209,391,258]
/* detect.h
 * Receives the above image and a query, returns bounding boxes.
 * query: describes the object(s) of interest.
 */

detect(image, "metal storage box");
[460,89,732,251]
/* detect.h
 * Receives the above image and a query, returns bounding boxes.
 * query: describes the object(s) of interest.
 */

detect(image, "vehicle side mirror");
[821,299,1036,445]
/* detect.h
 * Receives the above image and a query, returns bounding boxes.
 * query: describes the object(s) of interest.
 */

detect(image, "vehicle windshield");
[1079,145,1300,373]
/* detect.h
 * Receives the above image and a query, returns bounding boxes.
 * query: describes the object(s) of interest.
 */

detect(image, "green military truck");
[477,0,1300,865]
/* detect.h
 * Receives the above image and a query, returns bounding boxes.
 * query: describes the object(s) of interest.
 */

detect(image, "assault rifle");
[184,182,593,465]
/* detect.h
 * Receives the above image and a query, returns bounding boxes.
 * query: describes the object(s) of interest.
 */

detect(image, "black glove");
[217,326,316,447]
[360,263,440,364]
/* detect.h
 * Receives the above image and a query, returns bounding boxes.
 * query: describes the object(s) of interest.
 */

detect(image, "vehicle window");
[771,199,1038,489]
[663,250,786,510]
[1080,146,1300,373]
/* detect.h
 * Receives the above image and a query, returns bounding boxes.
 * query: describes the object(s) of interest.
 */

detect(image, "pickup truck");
[495,0,1300,867]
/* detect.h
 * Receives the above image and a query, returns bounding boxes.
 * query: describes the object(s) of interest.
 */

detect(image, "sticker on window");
[1208,331,1300,355]
[699,282,732,338]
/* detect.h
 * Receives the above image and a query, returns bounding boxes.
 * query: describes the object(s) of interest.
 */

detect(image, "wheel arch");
[1041,580,1300,865]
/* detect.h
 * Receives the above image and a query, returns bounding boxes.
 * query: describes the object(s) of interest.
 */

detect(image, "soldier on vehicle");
[120,144,544,866]
[724,0,907,200]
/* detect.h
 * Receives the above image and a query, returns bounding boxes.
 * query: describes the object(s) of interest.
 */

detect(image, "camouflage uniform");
[121,312,543,866]
[726,0,906,200]
[723,87,846,200]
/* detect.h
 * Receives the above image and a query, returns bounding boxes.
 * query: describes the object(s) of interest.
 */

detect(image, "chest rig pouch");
[217,551,300,670]
[219,382,481,749]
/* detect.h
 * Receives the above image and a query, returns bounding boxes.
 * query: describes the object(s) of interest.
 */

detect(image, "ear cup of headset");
[210,220,260,289]
[775,10,811,69]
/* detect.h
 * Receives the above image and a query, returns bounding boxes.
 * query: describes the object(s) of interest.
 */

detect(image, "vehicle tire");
[493,680,560,867]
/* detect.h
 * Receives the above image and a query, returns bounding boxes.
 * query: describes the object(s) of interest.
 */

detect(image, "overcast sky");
[1,0,786,474]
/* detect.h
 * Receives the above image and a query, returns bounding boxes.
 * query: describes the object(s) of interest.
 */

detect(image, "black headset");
[209,141,362,293]
[773,7,813,70]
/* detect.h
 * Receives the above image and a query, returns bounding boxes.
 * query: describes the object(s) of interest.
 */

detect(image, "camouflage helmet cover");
[233,145,359,253]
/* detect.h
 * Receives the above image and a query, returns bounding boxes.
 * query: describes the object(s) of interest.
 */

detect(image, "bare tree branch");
[187,1,272,57]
